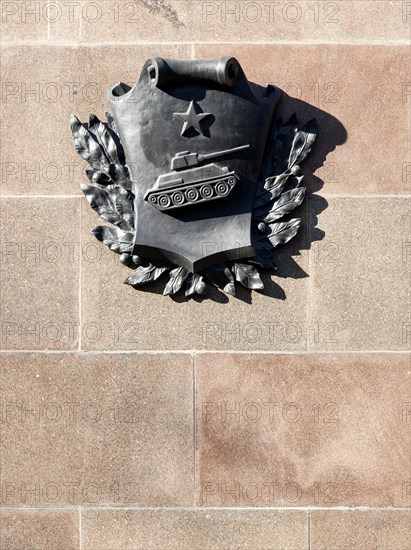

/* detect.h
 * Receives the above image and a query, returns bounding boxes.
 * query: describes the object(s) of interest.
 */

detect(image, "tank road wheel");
[200,185,213,199]
[171,191,185,206]
[227,177,236,186]
[185,188,200,202]
[215,180,230,197]
[158,194,171,209]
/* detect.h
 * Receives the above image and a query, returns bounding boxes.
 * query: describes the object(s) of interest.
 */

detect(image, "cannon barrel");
[147,57,241,89]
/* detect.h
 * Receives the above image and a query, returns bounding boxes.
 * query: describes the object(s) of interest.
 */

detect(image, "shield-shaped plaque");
[108,57,279,272]
[71,56,317,298]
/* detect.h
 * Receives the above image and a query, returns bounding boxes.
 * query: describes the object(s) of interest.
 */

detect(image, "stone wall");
[0,1,410,548]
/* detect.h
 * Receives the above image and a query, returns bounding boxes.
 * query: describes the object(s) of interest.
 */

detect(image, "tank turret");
[145,144,249,212]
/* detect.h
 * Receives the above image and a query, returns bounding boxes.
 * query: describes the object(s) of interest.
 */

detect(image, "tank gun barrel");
[171,144,250,171]
[199,144,250,162]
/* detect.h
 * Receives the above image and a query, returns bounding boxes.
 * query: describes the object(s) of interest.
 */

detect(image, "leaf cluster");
[71,112,136,256]
[250,115,317,271]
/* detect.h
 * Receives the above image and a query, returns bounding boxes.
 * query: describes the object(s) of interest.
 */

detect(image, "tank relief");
[144,144,250,212]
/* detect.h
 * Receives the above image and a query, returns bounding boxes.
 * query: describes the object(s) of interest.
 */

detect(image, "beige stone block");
[4,1,407,45]
[0,0,80,44]
[0,198,80,350]
[195,353,411,507]
[311,510,411,550]
[0,352,194,506]
[0,510,79,550]
[79,0,303,43]
[308,197,410,351]
[82,509,308,549]
[303,1,411,43]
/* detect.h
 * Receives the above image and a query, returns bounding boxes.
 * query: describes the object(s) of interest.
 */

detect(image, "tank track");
[145,172,239,212]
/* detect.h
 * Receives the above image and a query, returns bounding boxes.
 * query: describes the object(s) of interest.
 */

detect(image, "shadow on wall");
[177,92,347,304]
[254,93,348,302]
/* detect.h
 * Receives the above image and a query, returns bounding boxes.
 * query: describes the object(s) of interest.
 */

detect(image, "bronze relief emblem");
[71,57,317,298]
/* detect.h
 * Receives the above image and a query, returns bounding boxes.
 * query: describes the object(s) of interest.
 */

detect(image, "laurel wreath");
[71,112,317,298]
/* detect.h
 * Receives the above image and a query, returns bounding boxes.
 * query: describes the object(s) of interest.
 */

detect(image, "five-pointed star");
[173,100,211,137]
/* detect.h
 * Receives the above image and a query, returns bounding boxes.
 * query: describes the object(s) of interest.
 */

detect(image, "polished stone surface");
[195,353,410,507]
[0,198,80,350]
[308,197,411,351]
[0,353,194,506]
[0,510,79,550]
[3,1,406,45]
[82,509,308,549]
[311,510,411,550]
[79,0,303,44]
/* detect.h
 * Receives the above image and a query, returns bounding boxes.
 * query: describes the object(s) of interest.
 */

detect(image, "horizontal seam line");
[0,350,409,355]
[1,41,410,47]
[1,506,410,512]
